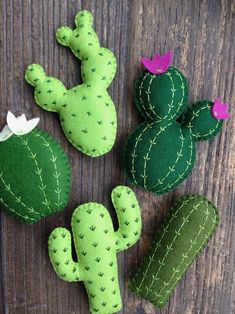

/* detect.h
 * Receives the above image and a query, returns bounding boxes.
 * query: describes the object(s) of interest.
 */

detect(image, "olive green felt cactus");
[48,186,142,313]
[0,112,71,224]
[124,51,229,195]
[25,10,117,157]
[129,195,219,308]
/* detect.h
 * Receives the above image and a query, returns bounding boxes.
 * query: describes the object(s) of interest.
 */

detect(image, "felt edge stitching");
[143,196,205,298]
[60,115,117,157]
[155,200,213,306]
[0,170,41,218]
[111,186,141,253]
[0,197,36,223]
[134,195,195,292]
[48,227,81,282]
[129,195,219,308]
[187,103,220,140]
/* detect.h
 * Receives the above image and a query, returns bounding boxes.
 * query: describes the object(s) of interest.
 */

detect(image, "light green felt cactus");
[48,186,142,313]
[25,10,117,157]
[129,195,219,308]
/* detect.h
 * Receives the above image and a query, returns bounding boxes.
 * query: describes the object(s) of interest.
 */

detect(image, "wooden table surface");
[0,1,234,313]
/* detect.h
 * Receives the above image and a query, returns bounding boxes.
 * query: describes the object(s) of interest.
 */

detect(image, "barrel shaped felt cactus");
[0,112,71,224]
[48,186,142,313]
[129,195,219,308]
[124,51,230,195]
[25,10,117,157]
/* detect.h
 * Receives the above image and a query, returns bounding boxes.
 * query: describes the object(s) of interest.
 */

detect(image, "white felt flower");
[0,111,39,142]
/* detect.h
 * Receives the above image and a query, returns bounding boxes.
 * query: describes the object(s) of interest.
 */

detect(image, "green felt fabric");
[0,129,71,224]
[129,195,219,308]
[124,68,223,195]
[25,10,117,157]
[48,186,142,314]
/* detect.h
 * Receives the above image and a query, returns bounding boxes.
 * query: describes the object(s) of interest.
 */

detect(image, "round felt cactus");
[25,10,117,157]
[0,112,71,224]
[129,195,219,308]
[124,51,228,195]
[48,186,142,313]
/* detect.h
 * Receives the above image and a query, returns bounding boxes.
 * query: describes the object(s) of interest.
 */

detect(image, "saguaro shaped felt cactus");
[0,112,71,224]
[48,186,142,313]
[124,51,230,195]
[129,195,219,308]
[25,10,117,157]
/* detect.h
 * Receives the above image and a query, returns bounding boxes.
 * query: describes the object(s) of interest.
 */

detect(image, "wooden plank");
[0,0,234,313]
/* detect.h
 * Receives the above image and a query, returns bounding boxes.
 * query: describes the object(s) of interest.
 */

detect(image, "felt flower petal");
[7,111,39,135]
[211,98,231,120]
[141,51,173,74]
[0,125,13,142]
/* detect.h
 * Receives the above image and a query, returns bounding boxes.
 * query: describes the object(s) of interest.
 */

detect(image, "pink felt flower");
[141,51,173,74]
[211,98,231,120]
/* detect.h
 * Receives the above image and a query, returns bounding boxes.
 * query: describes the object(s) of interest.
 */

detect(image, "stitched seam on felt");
[0,170,41,217]
[139,73,155,120]
[130,121,162,185]
[19,136,52,213]
[142,122,173,188]
[33,131,62,210]
[187,104,220,138]
[153,201,211,304]
[60,118,117,157]
[144,197,205,298]
[154,132,194,193]
[144,74,159,119]
[149,128,185,190]
[135,195,195,292]
[0,196,36,222]
[170,69,185,120]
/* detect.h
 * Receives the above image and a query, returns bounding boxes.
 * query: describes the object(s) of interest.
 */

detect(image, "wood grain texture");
[0,0,234,313]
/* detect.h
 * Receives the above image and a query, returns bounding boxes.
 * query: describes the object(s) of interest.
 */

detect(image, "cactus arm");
[56,10,117,89]
[25,64,68,112]
[48,227,82,282]
[111,186,142,252]
[181,100,223,141]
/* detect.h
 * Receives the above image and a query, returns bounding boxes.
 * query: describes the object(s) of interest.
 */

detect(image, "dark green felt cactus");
[48,186,142,313]
[124,51,229,195]
[0,113,71,223]
[129,195,219,308]
[25,10,117,157]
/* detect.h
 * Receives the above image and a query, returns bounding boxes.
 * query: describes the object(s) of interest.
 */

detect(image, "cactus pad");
[124,57,225,194]
[129,195,219,308]
[0,129,71,223]
[25,10,117,157]
[48,186,142,313]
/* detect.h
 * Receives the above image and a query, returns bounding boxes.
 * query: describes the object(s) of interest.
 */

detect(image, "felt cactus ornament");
[0,112,71,224]
[25,10,117,157]
[129,195,219,308]
[124,51,230,195]
[48,186,142,313]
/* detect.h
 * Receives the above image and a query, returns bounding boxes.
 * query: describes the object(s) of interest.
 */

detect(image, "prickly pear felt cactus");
[25,10,117,157]
[0,112,71,224]
[48,186,142,313]
[129,195,219,308]
[124,51,230,195]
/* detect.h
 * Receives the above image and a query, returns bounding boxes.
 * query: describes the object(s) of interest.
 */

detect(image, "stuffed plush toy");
[0,112,71,224]
[124,51,230,194]
[129,194,219,308]
[25,10,117,158]
[48,186,142,313]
